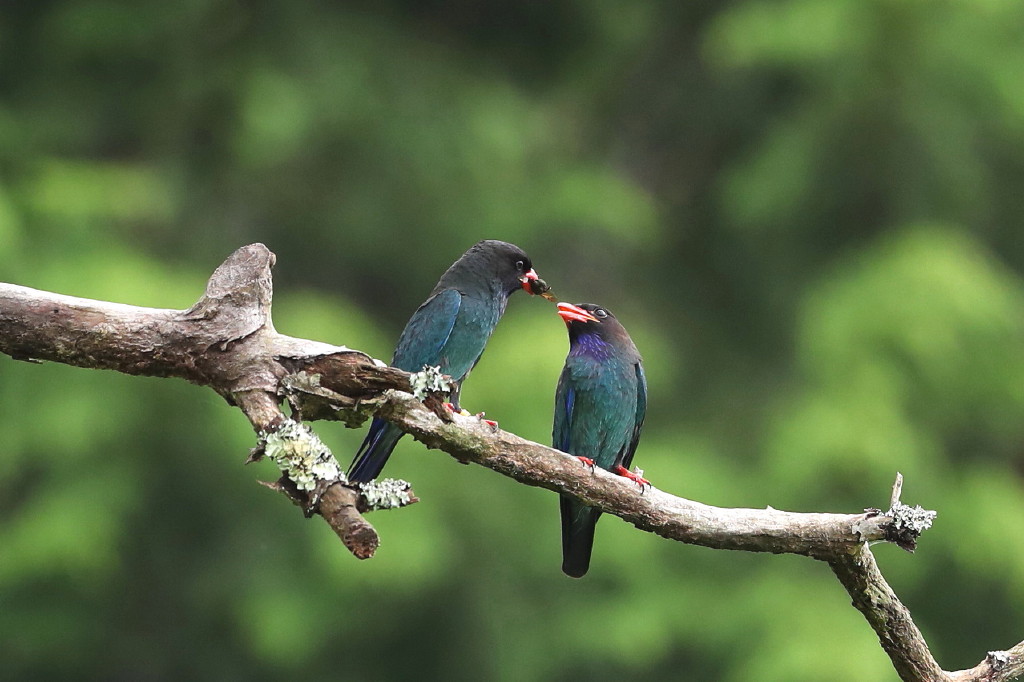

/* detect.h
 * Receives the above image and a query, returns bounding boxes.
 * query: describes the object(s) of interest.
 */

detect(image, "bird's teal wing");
[349,289,461,483]
[619,362,647,470]
[391,288,462,373]
[553,368,575,453]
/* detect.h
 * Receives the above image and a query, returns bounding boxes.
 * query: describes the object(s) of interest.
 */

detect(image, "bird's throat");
[570,332,614,360]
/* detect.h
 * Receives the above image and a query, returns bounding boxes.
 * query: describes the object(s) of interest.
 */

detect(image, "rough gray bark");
[1,243,1021,682]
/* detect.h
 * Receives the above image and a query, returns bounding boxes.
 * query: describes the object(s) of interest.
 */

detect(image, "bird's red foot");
[614,465,650,489]
[576,456,596,469]
[475,412,498,429]
[443,402,472,417]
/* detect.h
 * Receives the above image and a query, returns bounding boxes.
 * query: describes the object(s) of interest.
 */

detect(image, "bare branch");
[829,544,1024,682]
[892,471,905,508]
[949,642,1024,682]
[367,391,896,557]
[0,244,407,557]
[829,546,946,681]
[1,243,1019,682]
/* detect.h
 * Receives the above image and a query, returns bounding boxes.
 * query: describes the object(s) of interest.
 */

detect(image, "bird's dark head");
[557,301,615,332]
[557,302,638,358]
[451,240,545,297]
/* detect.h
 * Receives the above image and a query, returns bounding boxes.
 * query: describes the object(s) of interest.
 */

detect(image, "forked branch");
[1,244,1020,682]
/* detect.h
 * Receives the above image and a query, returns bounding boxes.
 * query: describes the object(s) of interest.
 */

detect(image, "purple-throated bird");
[554,302,647,578]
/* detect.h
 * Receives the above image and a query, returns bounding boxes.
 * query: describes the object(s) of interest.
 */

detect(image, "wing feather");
[553,367,575,453]
[391,288,462,372]
[619,362,647,470]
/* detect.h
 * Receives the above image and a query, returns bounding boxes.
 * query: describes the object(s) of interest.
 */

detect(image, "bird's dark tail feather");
[347,418,404,483]
[560,495,602,578]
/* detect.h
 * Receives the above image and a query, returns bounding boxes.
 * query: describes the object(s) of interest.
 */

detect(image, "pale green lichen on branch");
[890,502,936,534]
[358,479,415,509]
[408,365,452,400]
[262,418,343,491]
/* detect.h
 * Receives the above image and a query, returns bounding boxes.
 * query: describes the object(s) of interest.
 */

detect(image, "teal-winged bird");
[348,240,548,483]
[554,302,647,578]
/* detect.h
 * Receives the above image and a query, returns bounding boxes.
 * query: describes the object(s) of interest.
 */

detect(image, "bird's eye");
[515,260,525,271]
[594,309,608,319]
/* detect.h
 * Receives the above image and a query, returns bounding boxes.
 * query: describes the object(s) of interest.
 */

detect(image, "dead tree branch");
[0,244,1020,682]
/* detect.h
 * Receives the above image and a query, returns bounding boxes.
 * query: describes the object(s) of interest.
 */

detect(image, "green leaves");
[4,1,1024,679]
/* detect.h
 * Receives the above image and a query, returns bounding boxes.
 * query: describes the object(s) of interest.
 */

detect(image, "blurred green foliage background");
[3,1,1024,680]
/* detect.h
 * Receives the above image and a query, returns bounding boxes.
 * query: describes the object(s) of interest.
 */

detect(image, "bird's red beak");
[520,268,539,294]
[557,302,599,324]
